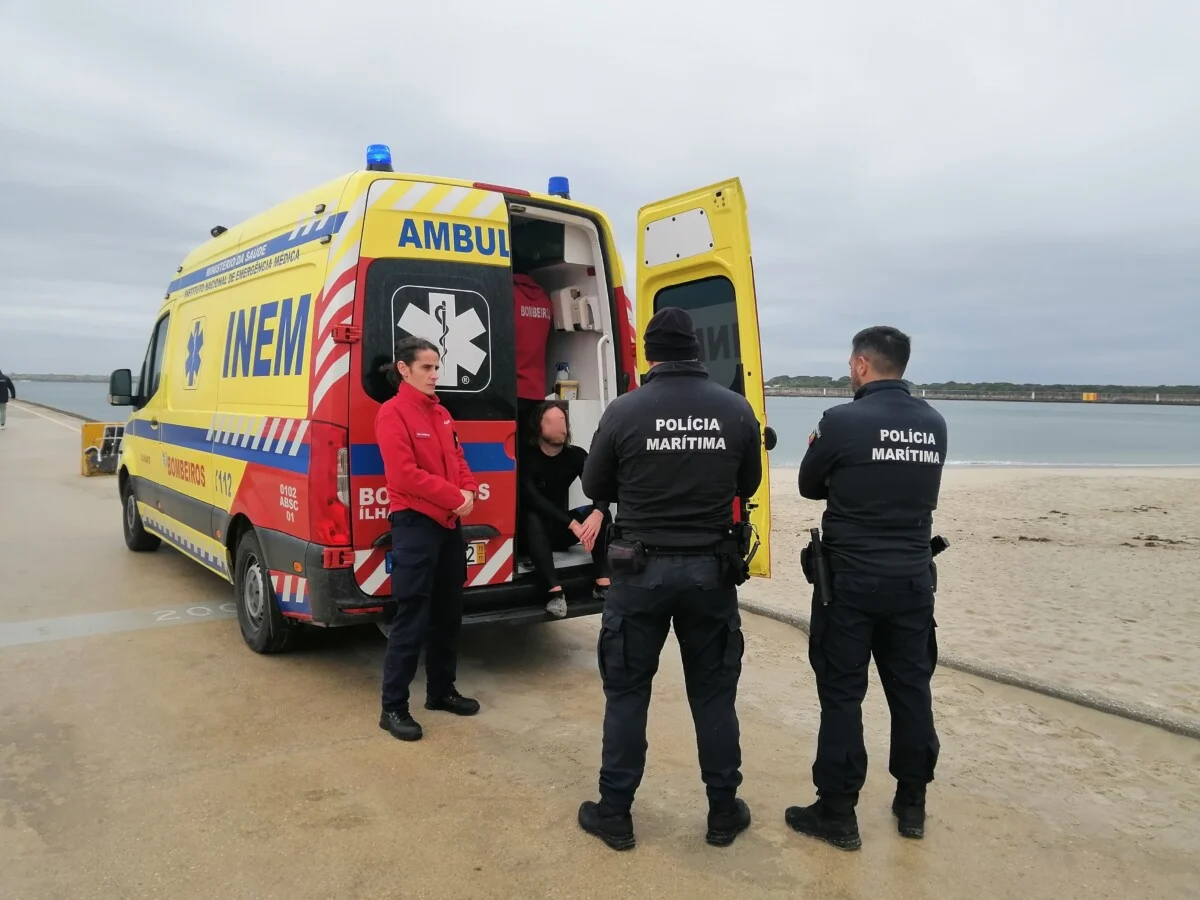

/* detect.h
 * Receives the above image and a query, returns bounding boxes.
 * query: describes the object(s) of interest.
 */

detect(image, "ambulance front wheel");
[234,529,298,654]
[121,481,161,552]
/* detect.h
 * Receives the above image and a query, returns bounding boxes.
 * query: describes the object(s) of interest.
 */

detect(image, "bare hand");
[454,490,475,517]
[577,511,603,552]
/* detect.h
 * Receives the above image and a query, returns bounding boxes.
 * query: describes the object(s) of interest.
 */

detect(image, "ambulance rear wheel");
[121,482,161,552]
[234,530,297,654]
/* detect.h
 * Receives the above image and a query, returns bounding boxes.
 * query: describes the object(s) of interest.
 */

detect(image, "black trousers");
[381,510,467,712]
[596,553,744,810]
[523,507,611,590]
[807,569,940,808]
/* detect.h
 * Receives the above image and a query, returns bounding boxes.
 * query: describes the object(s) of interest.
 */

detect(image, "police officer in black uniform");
[576,306,763,852]
[786,325,947,850]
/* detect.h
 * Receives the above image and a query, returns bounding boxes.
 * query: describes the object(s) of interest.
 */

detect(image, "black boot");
[425,690,481,716]
[784,799,861,851]
[379,706,423,742]
[892,783,926,839]
[578,800,636,851]
[706,797,752,847]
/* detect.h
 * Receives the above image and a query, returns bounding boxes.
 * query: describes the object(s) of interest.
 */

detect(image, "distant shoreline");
[10,375,109,383]
[765,387,1200,406]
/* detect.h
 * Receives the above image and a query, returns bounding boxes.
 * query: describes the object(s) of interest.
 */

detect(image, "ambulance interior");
[508,208,621,578]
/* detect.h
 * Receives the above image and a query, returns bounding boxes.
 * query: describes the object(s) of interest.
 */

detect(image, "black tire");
[121,481,161,552]
[234,529,298,654]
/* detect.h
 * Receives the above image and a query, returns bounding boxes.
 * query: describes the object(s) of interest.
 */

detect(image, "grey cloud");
[1,0,1197,382]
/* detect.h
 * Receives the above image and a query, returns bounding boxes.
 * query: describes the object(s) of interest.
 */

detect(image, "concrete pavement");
[1,401,1198,900]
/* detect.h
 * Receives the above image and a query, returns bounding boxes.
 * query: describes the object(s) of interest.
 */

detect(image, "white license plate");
[465,541,486,566]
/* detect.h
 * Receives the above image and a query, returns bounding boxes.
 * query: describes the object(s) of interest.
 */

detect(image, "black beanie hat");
[644,307,701,362]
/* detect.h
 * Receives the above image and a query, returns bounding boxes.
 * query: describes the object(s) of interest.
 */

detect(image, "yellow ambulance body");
[108,144,776,653]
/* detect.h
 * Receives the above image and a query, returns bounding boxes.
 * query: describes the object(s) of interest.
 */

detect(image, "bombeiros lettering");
[357,482,491,521]
[164,454,206,487]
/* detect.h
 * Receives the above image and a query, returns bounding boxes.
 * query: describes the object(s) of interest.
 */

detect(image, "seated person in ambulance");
[513,270,553,439]
[520,401,611,618]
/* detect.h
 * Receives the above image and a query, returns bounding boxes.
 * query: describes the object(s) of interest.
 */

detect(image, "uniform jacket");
[799,379,947,576]
[374,381,479,528]
[583,361,762,546]
[0,373,14,404]
[512,274,553,401]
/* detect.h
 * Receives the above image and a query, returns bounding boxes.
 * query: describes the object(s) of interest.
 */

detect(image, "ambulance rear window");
[653,276,743,395]
[361,258,517,421]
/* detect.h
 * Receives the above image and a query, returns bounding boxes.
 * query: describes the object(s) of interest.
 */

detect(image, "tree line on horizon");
[765,375,1200,394]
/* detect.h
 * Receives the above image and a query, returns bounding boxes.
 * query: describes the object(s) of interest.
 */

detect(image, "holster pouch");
[808,528,834,606]
[607,538,647,575]
[930,560,938,593]
[800,544,814,584]
[718,540,751,587]
[733,521,753,558]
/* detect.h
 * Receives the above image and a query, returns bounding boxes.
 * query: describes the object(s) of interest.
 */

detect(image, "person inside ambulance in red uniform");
[513,270,554,438]
[374,336,481,743]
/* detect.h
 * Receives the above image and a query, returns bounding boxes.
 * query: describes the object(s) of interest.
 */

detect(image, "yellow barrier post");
[81,423,125,476]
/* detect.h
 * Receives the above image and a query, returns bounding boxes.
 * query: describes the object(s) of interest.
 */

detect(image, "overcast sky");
[1,0,1197,384]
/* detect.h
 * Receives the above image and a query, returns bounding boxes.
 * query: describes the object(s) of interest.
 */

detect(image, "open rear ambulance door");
[635,178,775,578]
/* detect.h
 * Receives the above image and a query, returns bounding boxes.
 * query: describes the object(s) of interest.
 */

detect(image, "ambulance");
[107,144,778,654]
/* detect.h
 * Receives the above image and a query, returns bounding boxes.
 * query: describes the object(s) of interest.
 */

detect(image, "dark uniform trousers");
[381,509,467,712]
[597,553,745,811]
[808,569,940,806]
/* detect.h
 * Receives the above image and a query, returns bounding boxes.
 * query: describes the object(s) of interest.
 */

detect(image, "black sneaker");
[706,797,752,847]
[578,800,635,851]
[892,785,926,839]
[425,690,481,716]
[379,707,422,742]
[784,800,862,851]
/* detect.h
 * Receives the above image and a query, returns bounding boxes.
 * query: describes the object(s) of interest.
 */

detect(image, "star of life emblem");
[392,285,491,392]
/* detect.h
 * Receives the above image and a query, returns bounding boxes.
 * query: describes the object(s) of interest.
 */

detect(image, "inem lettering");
[222,294,311,379]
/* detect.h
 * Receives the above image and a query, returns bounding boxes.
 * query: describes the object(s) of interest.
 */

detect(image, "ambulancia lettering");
[397,217,510,258]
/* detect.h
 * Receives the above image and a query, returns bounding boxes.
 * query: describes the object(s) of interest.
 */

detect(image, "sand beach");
[743,465,1200,724]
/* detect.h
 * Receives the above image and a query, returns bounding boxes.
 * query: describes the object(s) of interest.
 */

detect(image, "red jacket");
[513,274,553,401]
[374,382,479,528]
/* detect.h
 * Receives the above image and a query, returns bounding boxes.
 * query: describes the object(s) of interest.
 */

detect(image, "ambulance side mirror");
[108,369,134,406]
[764,426,777,452]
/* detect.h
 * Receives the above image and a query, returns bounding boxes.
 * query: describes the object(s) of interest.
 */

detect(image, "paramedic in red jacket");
[374,336,481,742]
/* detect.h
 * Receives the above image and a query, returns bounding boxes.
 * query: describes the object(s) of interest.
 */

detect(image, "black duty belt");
[643,544,721,556]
